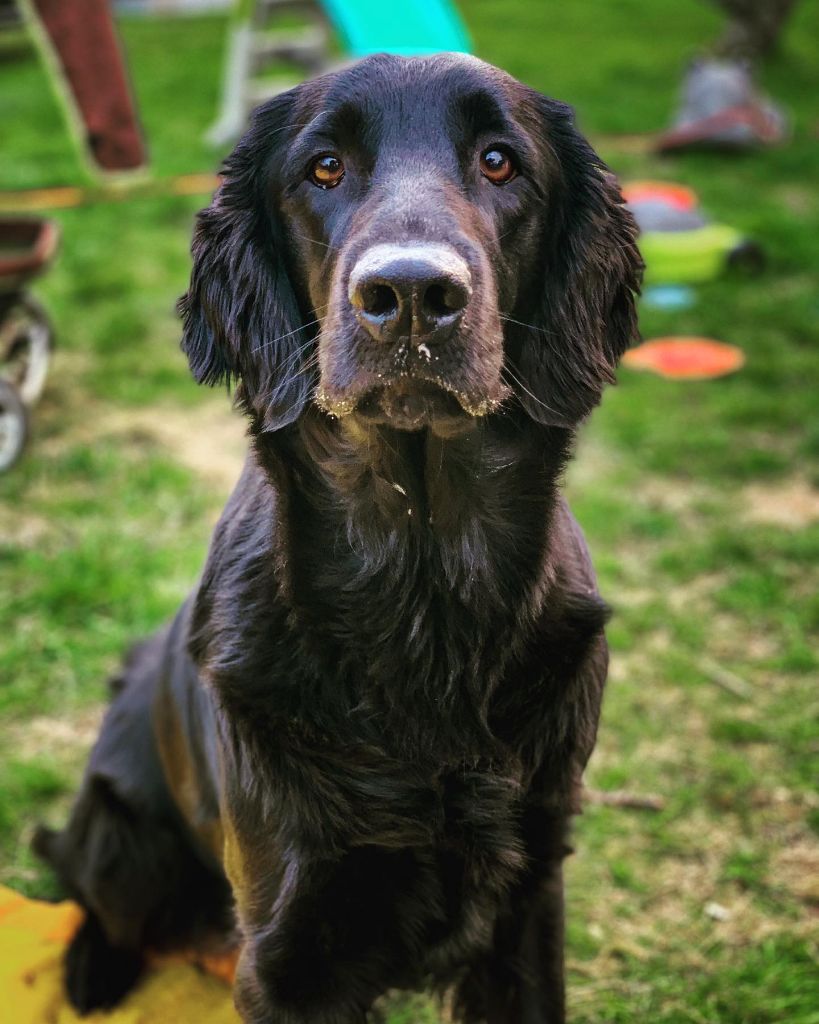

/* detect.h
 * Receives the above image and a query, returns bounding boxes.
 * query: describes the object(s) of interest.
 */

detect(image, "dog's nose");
[348,243,471,345]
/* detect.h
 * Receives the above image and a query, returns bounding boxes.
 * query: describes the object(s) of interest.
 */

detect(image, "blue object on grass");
[642,285,696,311]
[320,0,472,57]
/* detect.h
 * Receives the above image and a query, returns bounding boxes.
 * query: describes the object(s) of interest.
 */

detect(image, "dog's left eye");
[480,147,517,185]
[309,154,345,189]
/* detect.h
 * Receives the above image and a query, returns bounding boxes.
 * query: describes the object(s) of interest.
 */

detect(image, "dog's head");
[180,54,641,436]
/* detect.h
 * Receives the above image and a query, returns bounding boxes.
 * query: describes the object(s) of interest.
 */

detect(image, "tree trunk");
[710,0,799,61]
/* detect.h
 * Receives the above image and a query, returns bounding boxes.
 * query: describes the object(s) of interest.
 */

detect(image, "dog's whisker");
[499,314,558,337]
[280,327,326,363]
[258,338,317,380]
[251,319,323,356]
[502,363,564,418]
[288,355,321,384]
[251,302,332,360]
[291,232,339,252]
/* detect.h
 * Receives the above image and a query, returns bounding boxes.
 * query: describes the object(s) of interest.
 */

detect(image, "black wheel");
[0,379,28,472]
[0,293,54,406]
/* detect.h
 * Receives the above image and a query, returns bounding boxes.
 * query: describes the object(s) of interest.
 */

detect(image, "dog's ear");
[513,99,643,427]
[178,92,311,431]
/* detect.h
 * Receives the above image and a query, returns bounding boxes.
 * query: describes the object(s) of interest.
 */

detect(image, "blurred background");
[0,1,817,1021]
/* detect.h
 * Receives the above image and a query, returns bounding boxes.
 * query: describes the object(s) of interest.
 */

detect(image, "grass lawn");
[1,2,818,1021]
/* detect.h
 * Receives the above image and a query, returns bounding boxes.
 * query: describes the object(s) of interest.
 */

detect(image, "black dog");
[35,53,641,1023]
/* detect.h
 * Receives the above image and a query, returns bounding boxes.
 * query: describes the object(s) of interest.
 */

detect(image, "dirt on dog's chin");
[353,381,481,435]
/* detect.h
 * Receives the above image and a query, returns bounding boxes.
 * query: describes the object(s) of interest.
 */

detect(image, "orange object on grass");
[622,337,745,379]
[621,180,699,210]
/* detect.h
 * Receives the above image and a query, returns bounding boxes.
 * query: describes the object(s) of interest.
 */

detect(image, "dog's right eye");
[309,154,345,189]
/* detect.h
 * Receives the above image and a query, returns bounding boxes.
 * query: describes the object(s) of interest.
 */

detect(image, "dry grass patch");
[741,475,819,529]
[8,708,103,765]
[99,403,247,495]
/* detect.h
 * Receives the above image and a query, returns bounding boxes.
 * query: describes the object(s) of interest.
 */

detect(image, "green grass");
[1,2,818,1021]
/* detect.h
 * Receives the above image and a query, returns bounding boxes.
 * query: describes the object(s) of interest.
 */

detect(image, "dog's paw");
[65,914,144,1014]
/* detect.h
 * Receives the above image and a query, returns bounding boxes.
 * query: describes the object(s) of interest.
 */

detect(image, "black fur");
[36,53,641,1023]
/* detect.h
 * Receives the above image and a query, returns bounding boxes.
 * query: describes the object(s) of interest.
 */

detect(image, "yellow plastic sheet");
[0,885,239,1024]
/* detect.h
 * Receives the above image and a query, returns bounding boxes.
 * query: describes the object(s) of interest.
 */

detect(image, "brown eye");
[309,153,345,189]
[480,147,516,185]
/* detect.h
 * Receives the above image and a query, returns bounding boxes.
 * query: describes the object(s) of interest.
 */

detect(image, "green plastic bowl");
[640,223,743,284]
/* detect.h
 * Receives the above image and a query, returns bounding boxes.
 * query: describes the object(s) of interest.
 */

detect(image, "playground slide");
[320,0,472,57]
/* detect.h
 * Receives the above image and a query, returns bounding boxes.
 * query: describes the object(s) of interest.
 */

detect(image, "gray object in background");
[656,58,789,152]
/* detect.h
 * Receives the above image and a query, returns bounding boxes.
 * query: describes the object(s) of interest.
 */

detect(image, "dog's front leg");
[233,934,370,1024]
[229,855,371,1024]
[226,829,418,1024]
[501,859,566,1024]
[455,817,570,1024]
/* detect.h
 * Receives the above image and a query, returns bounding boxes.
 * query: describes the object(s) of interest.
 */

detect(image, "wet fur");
[36,54,641,1023]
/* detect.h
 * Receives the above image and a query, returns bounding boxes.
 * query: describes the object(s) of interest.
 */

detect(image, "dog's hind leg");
[33,778,158,1012]
[35,773,232,1013]
[62,910,144,1013]
[36,807,145,1010]
[33,630,233,1013]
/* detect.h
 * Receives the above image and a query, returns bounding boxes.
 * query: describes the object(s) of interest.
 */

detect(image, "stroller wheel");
[0,294,54,406]
[0,380,29,472]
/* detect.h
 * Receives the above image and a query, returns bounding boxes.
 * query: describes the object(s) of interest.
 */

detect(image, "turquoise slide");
[320,0,472,57]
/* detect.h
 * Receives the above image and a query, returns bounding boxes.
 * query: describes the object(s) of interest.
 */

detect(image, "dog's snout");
[349,244,471,345]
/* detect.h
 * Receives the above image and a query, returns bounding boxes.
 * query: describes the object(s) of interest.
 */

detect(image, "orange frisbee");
[622,337,745,379]
[621,181,699,210]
